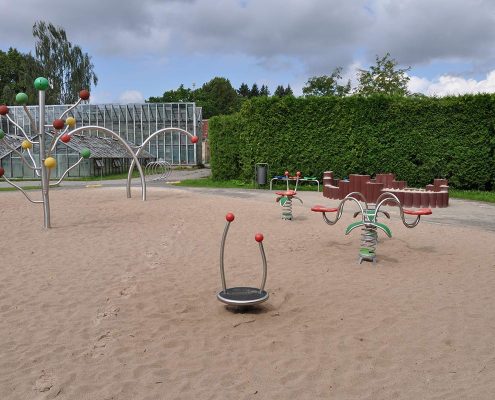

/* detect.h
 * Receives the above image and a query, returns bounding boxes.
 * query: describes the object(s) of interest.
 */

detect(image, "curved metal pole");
[59,98,82,119]
[219,220,231,292]
[26,148,41,176]
[50,157,83,186]
[375,192,421,228]
[258,242,267,292]
[49,126,69,154]
[6,115,39,144]
[1,176,43,203]
[0,140,40,171]
[126,127,196,198]
[65,125,147,200]
[320,193,366,226]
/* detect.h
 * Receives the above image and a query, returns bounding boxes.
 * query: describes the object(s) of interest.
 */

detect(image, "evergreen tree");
[260,84,270,96]
[284,85,294,97]
[274,85,286,97]
[237,83,250,97]
[250,83,260,98]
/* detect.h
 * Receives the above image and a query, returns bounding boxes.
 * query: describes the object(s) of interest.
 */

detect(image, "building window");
[95,159,104,168]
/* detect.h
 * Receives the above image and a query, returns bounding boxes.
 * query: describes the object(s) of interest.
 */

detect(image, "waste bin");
[255,163,268,185]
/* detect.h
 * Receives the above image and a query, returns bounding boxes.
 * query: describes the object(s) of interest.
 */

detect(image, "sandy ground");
[1,186,495,400]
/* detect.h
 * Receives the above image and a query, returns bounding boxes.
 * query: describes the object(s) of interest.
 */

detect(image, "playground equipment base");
[217,287,269,306]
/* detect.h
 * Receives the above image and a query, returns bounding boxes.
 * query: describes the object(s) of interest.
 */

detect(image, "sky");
[2,0,495,104]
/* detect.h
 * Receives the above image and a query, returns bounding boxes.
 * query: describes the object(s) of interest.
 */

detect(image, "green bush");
[209,94,495,190]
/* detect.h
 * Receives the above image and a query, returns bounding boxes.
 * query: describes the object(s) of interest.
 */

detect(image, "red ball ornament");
[284,170,289,176]
[0,167,4,177]
[79,89,90,100]
[255,233,264,242]
[0,105,9,115]
[53,119,65,130]
[61,134,71,143]
[296,171,301,177]
[191,135,199,144]
[225,212,235,222]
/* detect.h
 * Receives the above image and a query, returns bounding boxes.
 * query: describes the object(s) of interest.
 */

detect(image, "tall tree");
[33,21,98,104]
[284,85,294,97]
[303,67,351,97]
[260,84,270,96]
[194,77,240,118]
[249,83,260,98]
[355,53,411,96]
[274,85,286,97]
[237,83,250,97]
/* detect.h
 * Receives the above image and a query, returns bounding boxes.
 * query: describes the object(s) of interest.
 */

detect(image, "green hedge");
[209,95,495,190]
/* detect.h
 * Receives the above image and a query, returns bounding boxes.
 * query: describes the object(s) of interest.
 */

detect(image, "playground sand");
[1,186,495,400]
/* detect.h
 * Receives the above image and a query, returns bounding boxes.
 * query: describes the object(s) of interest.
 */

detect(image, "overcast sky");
[1,0,495,103]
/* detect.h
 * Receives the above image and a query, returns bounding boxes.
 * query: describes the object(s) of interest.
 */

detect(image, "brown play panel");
[322,172,449,208]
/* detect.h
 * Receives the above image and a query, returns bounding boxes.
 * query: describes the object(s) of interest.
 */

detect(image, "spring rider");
[275,171,303,220]
[311,192,432,264]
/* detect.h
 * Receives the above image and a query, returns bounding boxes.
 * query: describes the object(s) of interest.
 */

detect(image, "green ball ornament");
[34,77,49,91]
[0,129,4,140]
[15,92,28,104]
[80,148,91,159]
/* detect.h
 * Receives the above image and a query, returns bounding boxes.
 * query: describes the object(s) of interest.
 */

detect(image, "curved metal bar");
[259,242,267,292]
[6,115,38,144]
[1,140,40,171]
[320,194,366,226]
[347,191,369,210]
[59,99,82,119]
[50,157,83,186]
[49,126,70,153]
[126,127,196,198]
[375,192,421,228]
[219,220,231,292]
[67,125,147,200]
[1,176,43,203]
[22,105,37,134]
[26,148,41,177]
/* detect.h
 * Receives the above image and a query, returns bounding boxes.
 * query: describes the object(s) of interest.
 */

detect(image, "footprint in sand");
[33,369,62,399]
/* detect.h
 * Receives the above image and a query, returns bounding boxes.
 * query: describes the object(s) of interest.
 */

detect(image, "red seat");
[403,208,432,215]
[275,190,297,197]
[311,205,338,213]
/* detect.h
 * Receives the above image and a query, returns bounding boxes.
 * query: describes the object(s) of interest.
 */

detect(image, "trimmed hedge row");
[209,95,495,190]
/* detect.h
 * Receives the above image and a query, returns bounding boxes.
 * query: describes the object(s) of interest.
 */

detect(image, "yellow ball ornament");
[44,157,57,169]
[21,140,32,150]
[66,116,76,127]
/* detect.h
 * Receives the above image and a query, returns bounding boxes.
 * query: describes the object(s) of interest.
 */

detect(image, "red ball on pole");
[79,90,90,100]
[255,233,264,242]
[53,119,65,130]
[296,171,301,177]
[225,212,235,222]
[191,135,199,144]
[284,170,289,176]
[0,105,9,115]
[0,167,4,178]
[61,134,71,143]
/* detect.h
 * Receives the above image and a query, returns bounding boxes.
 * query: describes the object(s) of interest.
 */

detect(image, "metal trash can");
[254,163,269,187]
[256,165,267,185]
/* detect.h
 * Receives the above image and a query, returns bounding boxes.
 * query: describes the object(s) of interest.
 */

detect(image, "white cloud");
[118,90,145,104]
[409,71,495,96]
